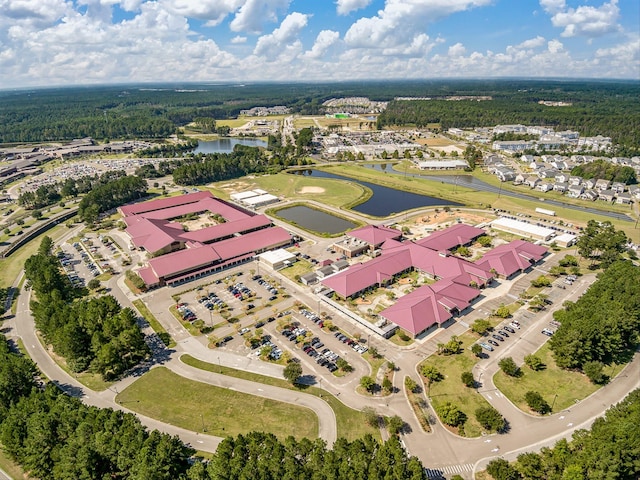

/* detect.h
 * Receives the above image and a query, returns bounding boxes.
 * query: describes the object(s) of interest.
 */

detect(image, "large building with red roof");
[122,191,292,287]
[321,224,547,338]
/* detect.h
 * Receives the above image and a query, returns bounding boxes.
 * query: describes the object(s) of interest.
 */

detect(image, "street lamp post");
[201,413,206,432]
[551,393,558,413]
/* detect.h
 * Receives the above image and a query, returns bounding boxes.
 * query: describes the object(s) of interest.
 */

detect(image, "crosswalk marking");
[425,463,473,478]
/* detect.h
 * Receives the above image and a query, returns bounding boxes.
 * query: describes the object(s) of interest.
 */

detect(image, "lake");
[275,205,357,235]
[293,169,462,217]
[194,137,267,154]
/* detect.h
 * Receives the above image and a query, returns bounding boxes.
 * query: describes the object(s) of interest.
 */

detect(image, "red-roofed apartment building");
[122,191,291,287]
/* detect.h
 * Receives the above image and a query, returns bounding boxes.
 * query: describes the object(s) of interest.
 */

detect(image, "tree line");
[78,175,147,223]
[485,388,640,480]
[0,327,428,479]
[172,145,302,185]
[18,170,130,210]
[24,237,150,379]
[549,260,639,375]
[377,86,640,156]
[570,159,637,184]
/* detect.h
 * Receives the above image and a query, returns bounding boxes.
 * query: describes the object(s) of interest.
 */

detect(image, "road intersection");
[4,227,640,479]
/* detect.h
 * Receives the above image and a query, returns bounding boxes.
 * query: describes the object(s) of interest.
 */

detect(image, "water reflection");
[276,205,356,234]
[292,169,462,217]
[194,137,267,154]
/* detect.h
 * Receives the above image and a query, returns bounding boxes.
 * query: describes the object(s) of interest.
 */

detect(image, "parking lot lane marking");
[487,394,492,400]
[567,423,573,427]
[559,415,565,420]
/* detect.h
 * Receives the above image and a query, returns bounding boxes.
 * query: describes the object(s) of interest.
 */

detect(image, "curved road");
[4,227,640,479]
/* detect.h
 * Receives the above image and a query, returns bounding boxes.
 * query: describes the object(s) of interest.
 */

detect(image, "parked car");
[479,342,494,352]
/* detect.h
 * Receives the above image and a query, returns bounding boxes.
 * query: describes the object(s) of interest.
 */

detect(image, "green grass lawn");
[0,222,71,289]
[180,354,381,441]
[0,448,25,480]
[279,259,313,282]
[116,367,318,440]
[132,299,176,348]
[493,343,624,414]
[419,334,494,437]
[251,172,369,209]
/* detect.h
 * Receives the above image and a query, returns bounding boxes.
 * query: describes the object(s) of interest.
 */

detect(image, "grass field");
[0,448,24,480]
[0,222,72,289]
[180,354,381,441]
[252,172,370,208]
[327,164,637,236]
[279,259,314,282]
[493,343,624,414]
[419,334,494,437]
[116,366,318,440]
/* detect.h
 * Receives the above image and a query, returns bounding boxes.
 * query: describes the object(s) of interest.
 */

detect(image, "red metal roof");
[120,191,213,216]
[149,245,221,279]
[180,215,271,244]
[137,266,160,286]
[380,279,480,335]
[476,240,547,277]
[348,225,402,246]
[416,223,485,251]
[212,227,291,261]
[321,248,413,298]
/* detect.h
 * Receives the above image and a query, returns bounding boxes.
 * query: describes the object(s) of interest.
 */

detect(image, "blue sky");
[0,0,637,88]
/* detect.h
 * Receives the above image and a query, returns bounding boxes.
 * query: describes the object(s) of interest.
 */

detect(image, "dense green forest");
[1,80,637,152]
[78,175,148,223]
[172,145,305,185]
[24,237,150,378]
[0,331,427,479]
[549,260,639,373]
[485,388,640,480]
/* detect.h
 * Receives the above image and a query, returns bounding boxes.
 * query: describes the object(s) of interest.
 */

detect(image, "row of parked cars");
[227,282,254,300]
[73,241,100,277]
[176,303,197,322]
[252,275,279,301]
[334,331,369,354]
[478,321,520,352]
[300,308,324,328]
[198,292,227,310]
[58,251,85,288]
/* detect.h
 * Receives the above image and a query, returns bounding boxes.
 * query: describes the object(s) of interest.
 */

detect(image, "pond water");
[194,137,267,154]
[293,169,462,217]
[276,205,357,235]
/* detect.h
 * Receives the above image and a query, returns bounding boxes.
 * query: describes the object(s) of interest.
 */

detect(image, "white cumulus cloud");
[336,0,372,16]
[448,42,466,57]
[230,0,290,34]
[253,12,307,60]
[541,0,621,38]
[344,0,492,50]
[305,30,340,59]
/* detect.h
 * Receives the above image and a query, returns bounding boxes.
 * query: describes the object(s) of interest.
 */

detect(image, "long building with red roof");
[121,191,292,287]
[321,224,546,337]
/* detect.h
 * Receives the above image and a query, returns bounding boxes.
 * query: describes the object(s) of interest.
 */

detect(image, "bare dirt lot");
[298,186,326,194]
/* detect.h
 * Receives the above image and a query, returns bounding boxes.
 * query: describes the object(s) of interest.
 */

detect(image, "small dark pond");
[194,138,267,154]
[292,169,462,217]
[276,205,357,235]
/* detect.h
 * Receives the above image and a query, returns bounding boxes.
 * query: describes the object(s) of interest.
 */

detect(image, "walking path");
[4,229,640,479]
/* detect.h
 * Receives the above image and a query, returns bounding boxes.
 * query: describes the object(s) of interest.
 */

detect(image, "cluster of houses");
[486,154,639,204]
[448,124,613,153]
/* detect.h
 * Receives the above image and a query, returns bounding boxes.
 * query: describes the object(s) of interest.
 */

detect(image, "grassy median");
[180,354,381,441]
[116,367,318,440]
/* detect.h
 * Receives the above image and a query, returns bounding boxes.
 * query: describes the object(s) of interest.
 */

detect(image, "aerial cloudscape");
[0,0,637,88]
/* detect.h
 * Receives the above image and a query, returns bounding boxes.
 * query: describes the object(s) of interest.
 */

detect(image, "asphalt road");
[419,174,634,222]
[4,227,640,479]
